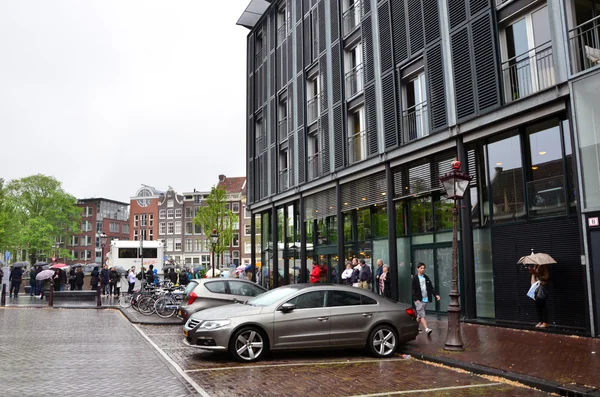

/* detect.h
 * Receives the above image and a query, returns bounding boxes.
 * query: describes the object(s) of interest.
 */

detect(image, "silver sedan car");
[183,284,419,362]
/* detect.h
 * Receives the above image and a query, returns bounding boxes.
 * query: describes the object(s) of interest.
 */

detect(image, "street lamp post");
[210,229,219,276]
[98,232,108,265]
[438,159,472,352]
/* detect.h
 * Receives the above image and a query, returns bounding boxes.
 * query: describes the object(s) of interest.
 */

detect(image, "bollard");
[97,284,101,308]
[49,280,54,307]
[1,283,6,306]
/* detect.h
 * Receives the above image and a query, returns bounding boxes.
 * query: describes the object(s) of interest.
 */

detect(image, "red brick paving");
[403,319,600,389]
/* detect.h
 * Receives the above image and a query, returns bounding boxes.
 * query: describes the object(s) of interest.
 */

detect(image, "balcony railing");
[278,119,288,142]
[501,42,555,103]
[279,169,289,191]
[342,0,362,37]
[402,103,429,143]
[255,135,266,154]
[345,64,364,99]
[307,153,320,181]
[527,175,567,216]
[307,95,320,125]
[569,15,600,74]
[347,130,367,164]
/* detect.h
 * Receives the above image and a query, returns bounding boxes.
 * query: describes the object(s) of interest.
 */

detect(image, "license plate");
[184,330,188,337]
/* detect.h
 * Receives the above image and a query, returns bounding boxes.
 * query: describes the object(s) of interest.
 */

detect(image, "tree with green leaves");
[4,174,81,264]
[193,186,238,269]
[0,178,20,256]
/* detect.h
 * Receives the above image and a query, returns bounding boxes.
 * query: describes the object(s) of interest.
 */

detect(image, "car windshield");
[246,287,298,307]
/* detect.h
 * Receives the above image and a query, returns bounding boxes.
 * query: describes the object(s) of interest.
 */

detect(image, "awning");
[236,0,271,29]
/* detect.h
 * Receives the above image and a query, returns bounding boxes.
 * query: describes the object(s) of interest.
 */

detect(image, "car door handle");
[362,313,373,318]
[317,317,329,322]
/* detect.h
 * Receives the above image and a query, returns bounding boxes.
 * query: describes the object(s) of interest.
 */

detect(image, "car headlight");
[199,320,231,330]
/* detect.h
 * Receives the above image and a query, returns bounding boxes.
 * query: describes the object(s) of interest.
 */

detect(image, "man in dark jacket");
[9,265,23,298]
[358,259,372,290]
[375,259,384,294]
[100,265,110,296]
[146,265,155,285]
[411,262,440,335]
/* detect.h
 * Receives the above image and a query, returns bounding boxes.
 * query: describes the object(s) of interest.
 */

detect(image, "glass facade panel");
[436,246,453,313]
[317,219,327,245]
[327,216,338,244]
[277,208,285,244]
[435,196,454,231]
[410,197,433,233]
[562,120,576,208]
[343,212,353,242]
[372,205,388,238]
[357,208,371,241]
[486,133,526,222]
[396,237,412,304]
[395,202,406,236]
[473,228,495,318]
[372,239,389,288]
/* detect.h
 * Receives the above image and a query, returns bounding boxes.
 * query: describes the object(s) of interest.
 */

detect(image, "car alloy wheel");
[231,328,265,362]
[369,325,397,358]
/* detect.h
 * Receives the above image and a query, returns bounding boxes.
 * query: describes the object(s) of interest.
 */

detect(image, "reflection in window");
[372,205,388,238]
[331,290,361,306]
[486,133,526,223]
[327,216,338,244]
[357,208,371,241]
[527,119,566,216]
[562,120,576,208]
[277,208,285,244]
[289,291,327,309]
[410,197,433,234]
[317,219,327,245]
[306,220,314,245]
[395,202,406,236]
[435,196,454,231]
[343,212,353,242]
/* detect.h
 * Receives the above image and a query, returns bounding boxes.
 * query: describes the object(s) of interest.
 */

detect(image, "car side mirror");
[279,303,296,313]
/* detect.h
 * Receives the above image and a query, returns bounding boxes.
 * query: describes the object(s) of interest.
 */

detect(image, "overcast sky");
[0,0,251,203]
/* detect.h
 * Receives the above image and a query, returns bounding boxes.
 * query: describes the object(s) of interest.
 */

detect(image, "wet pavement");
[404,319,600,391]
[138,324,552,397]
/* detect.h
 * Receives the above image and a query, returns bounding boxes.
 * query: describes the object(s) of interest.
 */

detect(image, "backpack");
[136,272,143,280]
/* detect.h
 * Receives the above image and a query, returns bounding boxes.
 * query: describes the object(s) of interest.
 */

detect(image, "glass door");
[412,244,454,313]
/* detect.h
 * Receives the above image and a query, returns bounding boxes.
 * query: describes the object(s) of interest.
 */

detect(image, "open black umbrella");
[115,266,128,275]
[33,262,50,270]
[11,262,29,268]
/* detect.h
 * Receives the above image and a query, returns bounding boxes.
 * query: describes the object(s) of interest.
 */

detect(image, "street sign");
[589,217,599,227]
[4,251,10,262]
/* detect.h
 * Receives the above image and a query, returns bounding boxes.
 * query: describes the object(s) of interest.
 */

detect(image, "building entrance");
[412,243,454,313]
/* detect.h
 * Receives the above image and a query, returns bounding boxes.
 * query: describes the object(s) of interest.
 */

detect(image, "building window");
[140,214,147,227]
[232,233,240,247]
[244,241,252,254]
[167,239,174,251]
[501,5,554,103]
[175,208,182,218]
[167,199,174,208]
[194,223,202,235]
[278,96,289,143]
[348,106,366,163]
[159,209,166,219]
[71,236,79,246]
[403,70,428,142]
[167,222,174,234]
[345,43,363,99]
[159,222,166,235]
[244,224,251,236]
[175,221,182,234]
[307,132,320,181]
[149,214,154,227]
[232,250,240,266]
[201,254,210,266]
[109,223,119,233]
[186,222,193,235]
[134,215,139,228]
[175,239,182,251]
[186,239,193,251]
[148,229,154,240]
[195,239,202,251]
[122,224,129,235]
[279,149,289,190]
[96,221,102,232]
[133,229,138,241]
[167,209,174,219]
[342,0,362,36]
[255,119,265,154]
[244,208,251,218]
[307,75,321,125]
[232,202,240,213]
[185,207,193,218]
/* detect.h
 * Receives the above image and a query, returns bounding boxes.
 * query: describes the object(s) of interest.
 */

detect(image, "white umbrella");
[36,269,55,280]
[517,251,557,266]
[205,268,221,278]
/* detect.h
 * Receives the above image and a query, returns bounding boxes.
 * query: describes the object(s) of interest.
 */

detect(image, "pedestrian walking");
[35,267,43,298]
[358,259,372,290]
[29,268,36,296]
[68,267,76,291]
[90,266,100,290]
[109,267,119,296]
[75,267,84,291]
[379,265,391,298]
[341,262,353,285]
[9,265,23,298]
[375,259,384,294]
[100,265,110,296]
[530,264,549,328]
[309,262,321,283]
[411,262,440,335]
[128,267,136,294]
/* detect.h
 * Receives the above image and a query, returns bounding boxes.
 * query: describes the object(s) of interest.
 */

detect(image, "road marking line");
[132,323,211,397]
[185,358,409,372]
[344,383,504,397]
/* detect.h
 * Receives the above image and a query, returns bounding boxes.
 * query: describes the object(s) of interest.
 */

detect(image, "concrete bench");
[52,291,97,301]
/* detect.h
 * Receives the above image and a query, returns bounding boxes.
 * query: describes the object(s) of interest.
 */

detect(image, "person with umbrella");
[68,266,77,291]
[100,265,110,297]
[74,267,85,290]
[90,266,100,291]
[35,269,55,299]
[29,267,36,296]
[519,251,555,329]
[9,264,24,298]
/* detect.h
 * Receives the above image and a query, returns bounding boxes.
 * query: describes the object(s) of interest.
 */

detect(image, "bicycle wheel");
[119,294,132,308]
[138,296,156,315]
[154,296,177,318]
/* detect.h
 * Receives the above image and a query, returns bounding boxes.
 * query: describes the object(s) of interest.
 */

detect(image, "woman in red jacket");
[309,262,321,283]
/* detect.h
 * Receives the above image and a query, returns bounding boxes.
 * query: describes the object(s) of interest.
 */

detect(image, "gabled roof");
[237,0,271,29]
[217,176,247,194]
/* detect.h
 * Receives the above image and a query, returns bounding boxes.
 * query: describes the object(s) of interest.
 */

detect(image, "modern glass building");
[239,0,600,337]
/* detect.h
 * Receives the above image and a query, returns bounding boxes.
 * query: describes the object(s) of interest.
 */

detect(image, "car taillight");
[405,308,417,318]
[187,291,197,305]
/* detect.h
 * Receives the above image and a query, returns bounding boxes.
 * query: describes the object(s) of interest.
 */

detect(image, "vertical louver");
[269,14,276,52]
[472,11,499,113]
[297,74,304,126]
[451,27,475,121]
[426,43,448,131]
[304,16,311,68]
[390,0,408,64]
[381,72,398,149]
[423,0,440,44]
[320,113,331,174]
[448,0,467,30]
[331,42,342,104]
[408,0,424,55]
[319,54,328,112]
[269,51,275,98]
[362,18,375,83]
[270,99,276,145]
[287,38,294,83]
[470,0,488,16]
[395,69,403,146]
[363,0,371,15]
[289,134,295,187]
[248,159,255,203]
[303,0,310,16]
[330,0,340,41]
[270,145,277,195]
[248,33,255,77]
[318,0,326,54]
[276,46,282,92]
[378,1,393,73]
[296,22,303,72]
[298,127,306,183]
[296,0,303,23]
[248,74,254,117]
[333,104,345,169]
[365,84,378,156]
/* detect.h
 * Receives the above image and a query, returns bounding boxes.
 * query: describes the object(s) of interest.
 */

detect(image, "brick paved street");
[137,324,552,397]
[0,308,197,397]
